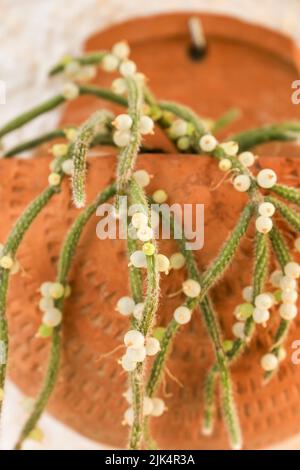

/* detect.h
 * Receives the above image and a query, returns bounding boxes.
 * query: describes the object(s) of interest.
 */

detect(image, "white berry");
[257,169,277,188]
[156,254,170,274]
[140,116,154,135]
[124,330,145,348]
[143,397,154,416]
[49,282,64,299]
[121,355,137,372]
[242,286,253,302]
[119,60,137,77]
[255,216,273,234]
[42,308,62,327]
[137,226,153,242]
[232,322,245,339]
[131,212,148,229]
[258,202,275,217]
[62,82,79,100]
[133,169,151,188]
[199,134,218,152]
[220,141,239,156]
[233,174,251,192]
[182,279,201,298]
[133,303,144,321]
[281,290,298,303]
[113,130,131,147]
[152,189,168,204]
[113,114,133,131]
[61,159,74,176]
[40,282,53,297]
[170,119,188,138]
[238,151,255,167]
[123,388,133,404]
[123,407,134,425]
[145,337,161,356]
[253,308,270,324]
[279,303,298,320]
[218,159,232,172]
[112,78,127,95]
[112,41,130,60]
[270,270,282,288]
[174,306,192,325]
[116,296,135,316]
[284,261,300,279]
[39,297,54,312]
[151,398,165,417]
[102,54,119,72]
[0,256,14,270]
[255,293,273,310]
[261,353,278,371]
[48,173,61,186]
[280,276,297,291]
[130,250,147,268]
[170,252,185,270]
[126,346,146,362]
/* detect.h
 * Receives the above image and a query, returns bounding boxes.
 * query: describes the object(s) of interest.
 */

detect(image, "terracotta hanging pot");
[2,13,300,450]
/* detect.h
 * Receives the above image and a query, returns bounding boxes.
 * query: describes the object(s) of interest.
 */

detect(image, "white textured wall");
[1,0,300,450]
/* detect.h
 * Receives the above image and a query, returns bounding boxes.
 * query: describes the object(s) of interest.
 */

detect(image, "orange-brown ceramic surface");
[3,13,300,449]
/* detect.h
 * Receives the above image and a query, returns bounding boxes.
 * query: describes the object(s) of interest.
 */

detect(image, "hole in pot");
[187,17,207,61]
[188,43,207,61]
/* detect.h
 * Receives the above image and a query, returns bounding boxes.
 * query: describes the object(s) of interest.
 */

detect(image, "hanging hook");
[188,17,207,61]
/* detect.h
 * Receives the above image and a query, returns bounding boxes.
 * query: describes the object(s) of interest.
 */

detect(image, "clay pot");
[2,13,300,449]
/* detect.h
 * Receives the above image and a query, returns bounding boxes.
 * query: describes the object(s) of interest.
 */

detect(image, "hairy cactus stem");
[14,184,116,449]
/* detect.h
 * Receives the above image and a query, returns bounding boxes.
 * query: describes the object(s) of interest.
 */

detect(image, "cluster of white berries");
[112,113,154,147]
[233,167,277,195]
[0,244,20,273]
[255,201,276,234]
[102,41,134,75]
[63,57,97,83]
[232,288,275,340]
[169,119,193,151]
[120,330,161,372]
[37,281,70,337]
[127,209,170,274]
[171,279,201,326]
[123,389,165,425]
[260,263,299,371]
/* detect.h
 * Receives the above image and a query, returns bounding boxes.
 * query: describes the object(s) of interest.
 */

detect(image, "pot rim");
[85,12,300,73]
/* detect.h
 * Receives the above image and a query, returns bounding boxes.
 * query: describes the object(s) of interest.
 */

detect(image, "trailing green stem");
[0,96,66,139]
[265,225,292,381]
[49,52,106,76]
[270,185,300,206]
[231,122,300,151]
[203,232,269,435]
[127,179,160,450]
[70,111,112,207]
[266,196,300,232]
[146,208,242,449]
[200,203,254,297]
[0,184,62,415]
[14,184,116,449]
[116,78,143,196]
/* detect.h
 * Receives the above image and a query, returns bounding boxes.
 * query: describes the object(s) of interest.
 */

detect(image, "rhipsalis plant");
[0,38,300,450]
